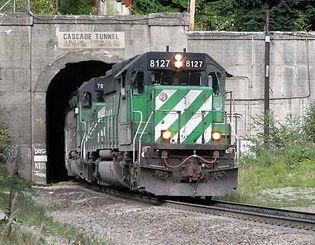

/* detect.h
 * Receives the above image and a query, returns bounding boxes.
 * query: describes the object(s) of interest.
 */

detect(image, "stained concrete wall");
[188,32,315,136]
[0,12,188,183]
[0,13,32,179]
[0,12,314,184]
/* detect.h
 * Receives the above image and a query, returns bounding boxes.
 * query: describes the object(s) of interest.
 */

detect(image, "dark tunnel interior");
[46,61,113,183]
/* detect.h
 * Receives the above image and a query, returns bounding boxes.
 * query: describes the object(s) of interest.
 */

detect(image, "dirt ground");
[259,187,315,213]
[32,182,315,245]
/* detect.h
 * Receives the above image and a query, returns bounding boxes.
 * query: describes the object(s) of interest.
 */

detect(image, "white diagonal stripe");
[196,124,212,144]
[155,90,202,141]
[171,113,202,143]
[155,89,177,110]
[171,95,212,143]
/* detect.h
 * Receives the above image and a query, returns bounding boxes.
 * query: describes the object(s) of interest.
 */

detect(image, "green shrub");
[304,103,315,143]
[0,166,31,192]
[218,105,315,206]
[0,166,108,244]
[249,112,305,150]
[0,123,13,162]
[58,0,96,15]
[278,142,315,167]
[247,108,315,166]
[32,0,57,15]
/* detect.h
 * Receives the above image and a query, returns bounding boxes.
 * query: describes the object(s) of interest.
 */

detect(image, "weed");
[0,123,13,163]
[216,105,315,208]
[304,103,315,142]
[0,166,109,244]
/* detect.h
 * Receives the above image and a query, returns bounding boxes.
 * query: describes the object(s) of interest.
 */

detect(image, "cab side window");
[208,72,221,95]
[97,92,104,102]
[189,72,201,86]
[82,92,92,108]
[132,71,144,95]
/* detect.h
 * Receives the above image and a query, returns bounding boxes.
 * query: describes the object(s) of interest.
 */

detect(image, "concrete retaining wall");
[0,12,188,183]
[188,32,315,136]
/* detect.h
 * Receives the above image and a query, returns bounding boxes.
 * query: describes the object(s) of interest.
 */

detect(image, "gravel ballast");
[32,183,315,245]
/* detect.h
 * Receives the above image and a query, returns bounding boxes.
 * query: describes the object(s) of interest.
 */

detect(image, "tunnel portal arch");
[33,51,122,183]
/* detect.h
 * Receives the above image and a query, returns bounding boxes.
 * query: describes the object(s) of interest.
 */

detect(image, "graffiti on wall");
[33,147,47,179]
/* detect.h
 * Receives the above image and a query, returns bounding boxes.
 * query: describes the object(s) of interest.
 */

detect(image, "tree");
[58,0,96,15]
[195,0,314,31]
[3,0,313,30]
[132,0,315,31]
[270,1,315,31]
[31,0,57,15]
[131,0,175,15]
[195,1,237,31]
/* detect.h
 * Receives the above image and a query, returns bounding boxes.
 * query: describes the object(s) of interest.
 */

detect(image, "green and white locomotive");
[65,51,238,197]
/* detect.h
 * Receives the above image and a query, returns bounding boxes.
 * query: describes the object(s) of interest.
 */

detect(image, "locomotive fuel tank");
[97,160,129,188]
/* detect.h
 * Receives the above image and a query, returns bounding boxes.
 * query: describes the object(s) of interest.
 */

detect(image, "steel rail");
[211,200,315,222]
[163,200,315,231]
[80,182,161,206]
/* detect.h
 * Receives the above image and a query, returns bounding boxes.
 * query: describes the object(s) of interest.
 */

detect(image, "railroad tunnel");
[46,61,114,183]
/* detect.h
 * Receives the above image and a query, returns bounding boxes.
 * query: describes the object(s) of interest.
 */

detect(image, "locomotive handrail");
[138,111,154,164]
[130,91,145,164]
[229,121,240,164]
[81,134,87,160]
[132,110,143,164]
[80,122,87,160]
[81,118,102,159]
[224,91,233,123]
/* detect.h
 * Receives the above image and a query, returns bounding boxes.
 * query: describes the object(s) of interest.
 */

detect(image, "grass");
[223,107,315,208]
[0,166,109,245]
[216,144,315,208]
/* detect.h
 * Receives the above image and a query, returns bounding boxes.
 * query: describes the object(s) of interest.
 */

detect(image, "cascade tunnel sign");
[58,32,125,49]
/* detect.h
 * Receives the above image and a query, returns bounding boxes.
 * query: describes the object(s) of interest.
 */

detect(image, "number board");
[94,82,104,92]
[147,53,206,71]
[149,59,171,69]
[185,60,205,69]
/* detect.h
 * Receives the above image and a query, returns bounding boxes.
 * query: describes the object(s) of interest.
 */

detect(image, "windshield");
[150,71,201,86]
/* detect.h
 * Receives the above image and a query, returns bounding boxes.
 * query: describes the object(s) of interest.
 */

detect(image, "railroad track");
[81,183,315,231]
[163,199,315,231]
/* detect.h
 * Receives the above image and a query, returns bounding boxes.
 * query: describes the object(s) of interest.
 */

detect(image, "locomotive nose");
[153,86,212,144]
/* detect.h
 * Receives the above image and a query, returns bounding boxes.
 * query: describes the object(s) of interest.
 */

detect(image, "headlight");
[174,53,182,61]
[161,130,172,140]
[211,131,222,141]
[174,60,183,69]
[174,53,183,69]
